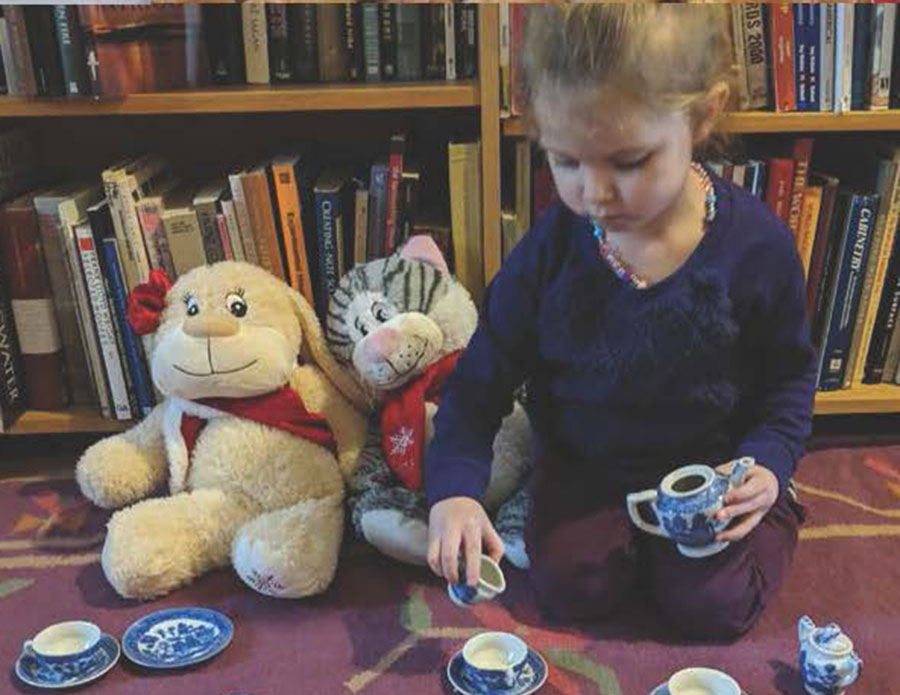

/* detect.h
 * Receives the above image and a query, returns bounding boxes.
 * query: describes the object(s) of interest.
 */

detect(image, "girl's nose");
[583,171,616,210]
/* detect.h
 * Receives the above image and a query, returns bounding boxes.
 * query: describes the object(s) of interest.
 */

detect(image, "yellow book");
[448,141,484,304]
[271,155,315,306]
[797,185,823,279]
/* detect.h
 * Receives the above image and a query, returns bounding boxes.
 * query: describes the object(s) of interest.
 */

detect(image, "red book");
[769,3,796,112]
[787,138,815,240]
[0,193,69,410]
[765,158,795,226]
[384,133,406,255]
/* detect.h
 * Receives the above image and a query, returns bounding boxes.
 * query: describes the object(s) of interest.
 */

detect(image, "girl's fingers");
[483,522,506,563]
[723,474,764,504]
[463,525,483,587]
[717,510,764,543]
[427,535,442,577]
[440,527,463,584]
[716,488,768,521]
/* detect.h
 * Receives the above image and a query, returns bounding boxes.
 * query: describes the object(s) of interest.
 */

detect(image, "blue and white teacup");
[460,631,529,694]
[625,457,755,558]
[447,554,506,607]
[23,621,104,672]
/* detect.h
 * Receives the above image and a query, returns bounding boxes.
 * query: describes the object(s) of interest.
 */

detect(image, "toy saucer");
[16,633,120,689]
[122,607,233,669]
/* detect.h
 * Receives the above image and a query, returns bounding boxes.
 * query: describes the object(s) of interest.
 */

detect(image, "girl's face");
[534,85,697,235]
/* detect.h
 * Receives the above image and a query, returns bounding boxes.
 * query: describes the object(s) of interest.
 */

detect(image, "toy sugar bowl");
[798,615,862,695]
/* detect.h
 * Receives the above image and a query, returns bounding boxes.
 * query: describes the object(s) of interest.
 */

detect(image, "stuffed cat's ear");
[399,234,449,273]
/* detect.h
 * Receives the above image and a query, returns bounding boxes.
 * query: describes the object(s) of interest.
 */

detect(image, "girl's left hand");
[713,462,779,543]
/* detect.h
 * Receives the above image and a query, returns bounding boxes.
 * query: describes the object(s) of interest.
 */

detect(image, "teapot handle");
[625,490,669,538]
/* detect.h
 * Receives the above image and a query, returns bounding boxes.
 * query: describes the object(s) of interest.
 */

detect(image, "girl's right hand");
[428,496,505,586]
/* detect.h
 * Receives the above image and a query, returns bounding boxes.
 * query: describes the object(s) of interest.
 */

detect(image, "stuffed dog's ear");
[290,289,373,411]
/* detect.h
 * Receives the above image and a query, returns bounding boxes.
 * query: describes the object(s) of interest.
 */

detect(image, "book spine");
[794,3,810,111]
[378,4,397,81]
[396,4,422,81]
[821,4,835,112]
[162,210,206,278]
[456,5,478,79]
[354,187,369,267]
[266,4,292,83]
[851,4,872,111]
[53,5,90,96]
[837,4,854,113]
[865,227,900,383]
[448,141,484,302]
[808,184,843,341]
[136,200,176,279]
[23,6,65,97]
[770,3,796,112]
[228,174,260,266]
[807,3,820,111]
[798,185,823,278]
[288,4,318,83]
[423,5,446,80]
[818,194,878,390]
[202,4,245,85]
[343,3,364,82]
[194,199,226,264]
[872,5,896,111]
[4,6,36,96]
[764,157,795,226]
[743,4,770,110]
[787,139,814,240]
[852,159,900,385]
[220,199,245,262]
[216,213,233,261]
[362,4,380,82]
[0,250,27,427]
[100,237,152,415]
[367,163,389,261]
[0,16,20,96]
[892,4,900,109]
[317,3,348,82]
[75,225,131,419]
[244,170,285,281]
[242,2,269,85]
[444,3,456,81]
[499,3,511,114]
[272,161,316,306]
[384,134,405,255]
[730,6,750,111]
[314,186,342,318]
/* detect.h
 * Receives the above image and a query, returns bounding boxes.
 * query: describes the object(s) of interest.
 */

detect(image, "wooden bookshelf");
[6,407,131,435]
[0,81,480,117]
[503,110,900,137]
[814,384,900,416]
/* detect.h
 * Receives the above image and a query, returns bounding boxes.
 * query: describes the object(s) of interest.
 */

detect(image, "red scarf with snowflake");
[180,385,337,461]
[380,351,462,491]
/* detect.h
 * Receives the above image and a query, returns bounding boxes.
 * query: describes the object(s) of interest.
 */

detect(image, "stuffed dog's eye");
[226,293,247,318]
[186,297,200,316]
[354,317,369,336]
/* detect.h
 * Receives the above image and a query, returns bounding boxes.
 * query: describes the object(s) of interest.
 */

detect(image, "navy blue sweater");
[426,174,817,508]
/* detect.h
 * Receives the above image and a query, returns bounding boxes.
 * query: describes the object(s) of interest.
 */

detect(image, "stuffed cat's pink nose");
[363,328,399,361]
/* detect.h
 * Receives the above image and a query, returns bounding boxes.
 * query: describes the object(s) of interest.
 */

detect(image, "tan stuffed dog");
[76,262,367,600]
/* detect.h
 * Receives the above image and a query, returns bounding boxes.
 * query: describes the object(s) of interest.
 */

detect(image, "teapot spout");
[728,457,756,487]
[798,615,816,645]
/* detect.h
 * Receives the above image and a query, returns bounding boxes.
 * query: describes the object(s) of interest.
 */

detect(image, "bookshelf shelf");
[6,408,131,435]
[814,384,900,415]
[0,81,481,117]
[502,110,900,138]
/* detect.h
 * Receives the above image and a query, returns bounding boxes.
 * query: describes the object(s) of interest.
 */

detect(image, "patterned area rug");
[1,445,899,695]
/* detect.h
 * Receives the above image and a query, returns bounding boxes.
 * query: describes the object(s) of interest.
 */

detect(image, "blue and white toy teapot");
[798,615,862,695]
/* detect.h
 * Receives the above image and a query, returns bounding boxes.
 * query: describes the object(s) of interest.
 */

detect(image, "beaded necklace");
[592,162,717,290]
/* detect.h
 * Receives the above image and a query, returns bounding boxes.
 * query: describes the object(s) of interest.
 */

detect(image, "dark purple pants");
[525,474,805,641]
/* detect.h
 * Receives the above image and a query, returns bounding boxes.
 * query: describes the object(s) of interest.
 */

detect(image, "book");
[834,4,854,114]
[343,3,364,82]
[787,139,814,239]
[423,5,446,80]
[384,134,406,256]
[23,6,65,97]
[820,4,836,113]
[53,5,91,97]
[74,222,131,420]
[3,6,37,97]
[869,5,896,111]
[193,180,228,264]
[362,4,380,82]
[797,185,823,279]
[764,157,795,227]
[0,12,20,96]
[227,167,260,267]
[448,141,484,303]
[242,165,286,281]
[0,193,69,411]
[817,193,879,390]
[220,197,245,263]
[794,3,817,111]
[769,3,796,112]
[271,154,316,307]
[367,161,389,261]
[242,1,269,85]
[444,2,457,81]
[314,170,352,317]
[266,4,291,83]
[160,186,206,278]
[850,4,873,111]
[805,172,841,321]
[317,3,349,82]
[202,3,245,85]
[396,4,422,82]
[865,228,900,383]
[136,183,178,280]
[379,4,397,81]
[455,5,478,80]
[0,252,26,431]
[288,4,318,83]
[499,3,511,115]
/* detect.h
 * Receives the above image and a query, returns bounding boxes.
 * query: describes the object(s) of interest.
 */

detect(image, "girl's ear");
[399,234,449,273]
[692,81,730,145]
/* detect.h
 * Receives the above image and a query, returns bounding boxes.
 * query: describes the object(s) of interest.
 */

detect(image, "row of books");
[0,3,477,99]
[709,138,900,392]
[499,3,900,117]
[0,129,486,429]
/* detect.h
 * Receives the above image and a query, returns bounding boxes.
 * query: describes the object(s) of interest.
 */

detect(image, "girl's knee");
[654,579,764,641]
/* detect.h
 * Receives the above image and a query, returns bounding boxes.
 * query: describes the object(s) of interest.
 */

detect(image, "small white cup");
[668,667,741,695]
[447,554,506,607]
[23,621,102,666]
[461,631,529,691]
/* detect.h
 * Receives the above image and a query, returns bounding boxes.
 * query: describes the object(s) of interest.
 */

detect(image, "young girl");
[425,4,814,640]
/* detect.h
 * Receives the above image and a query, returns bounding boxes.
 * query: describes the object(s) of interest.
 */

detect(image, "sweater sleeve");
[734,231,817,492]
[424,217,548,507]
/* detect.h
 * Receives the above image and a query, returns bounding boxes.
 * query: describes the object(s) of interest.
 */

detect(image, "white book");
[444,3,456,81]
[227,170,260,265]
[834,5,854,114]
[0,17,20,96]
[821,4,836,112]
[730,6,750,111]
[74,222,132,420]
[220,198,245,263]
[870,5,895,111]
[242,2,270,85]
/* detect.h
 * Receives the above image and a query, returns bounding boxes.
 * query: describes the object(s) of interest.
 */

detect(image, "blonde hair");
[519,3,734,133]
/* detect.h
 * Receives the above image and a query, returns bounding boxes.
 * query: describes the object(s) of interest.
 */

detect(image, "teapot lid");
[812,624,853,656]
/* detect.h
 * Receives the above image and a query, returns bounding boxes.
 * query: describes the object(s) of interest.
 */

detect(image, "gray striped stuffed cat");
[325,235,532,569]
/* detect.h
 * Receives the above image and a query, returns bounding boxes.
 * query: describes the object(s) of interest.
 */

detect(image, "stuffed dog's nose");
[362,327,400,362]
[183,313,240,338]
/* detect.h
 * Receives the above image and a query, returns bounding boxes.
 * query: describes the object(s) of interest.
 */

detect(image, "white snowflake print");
[247,569,285,595]
[389,426,415,456]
